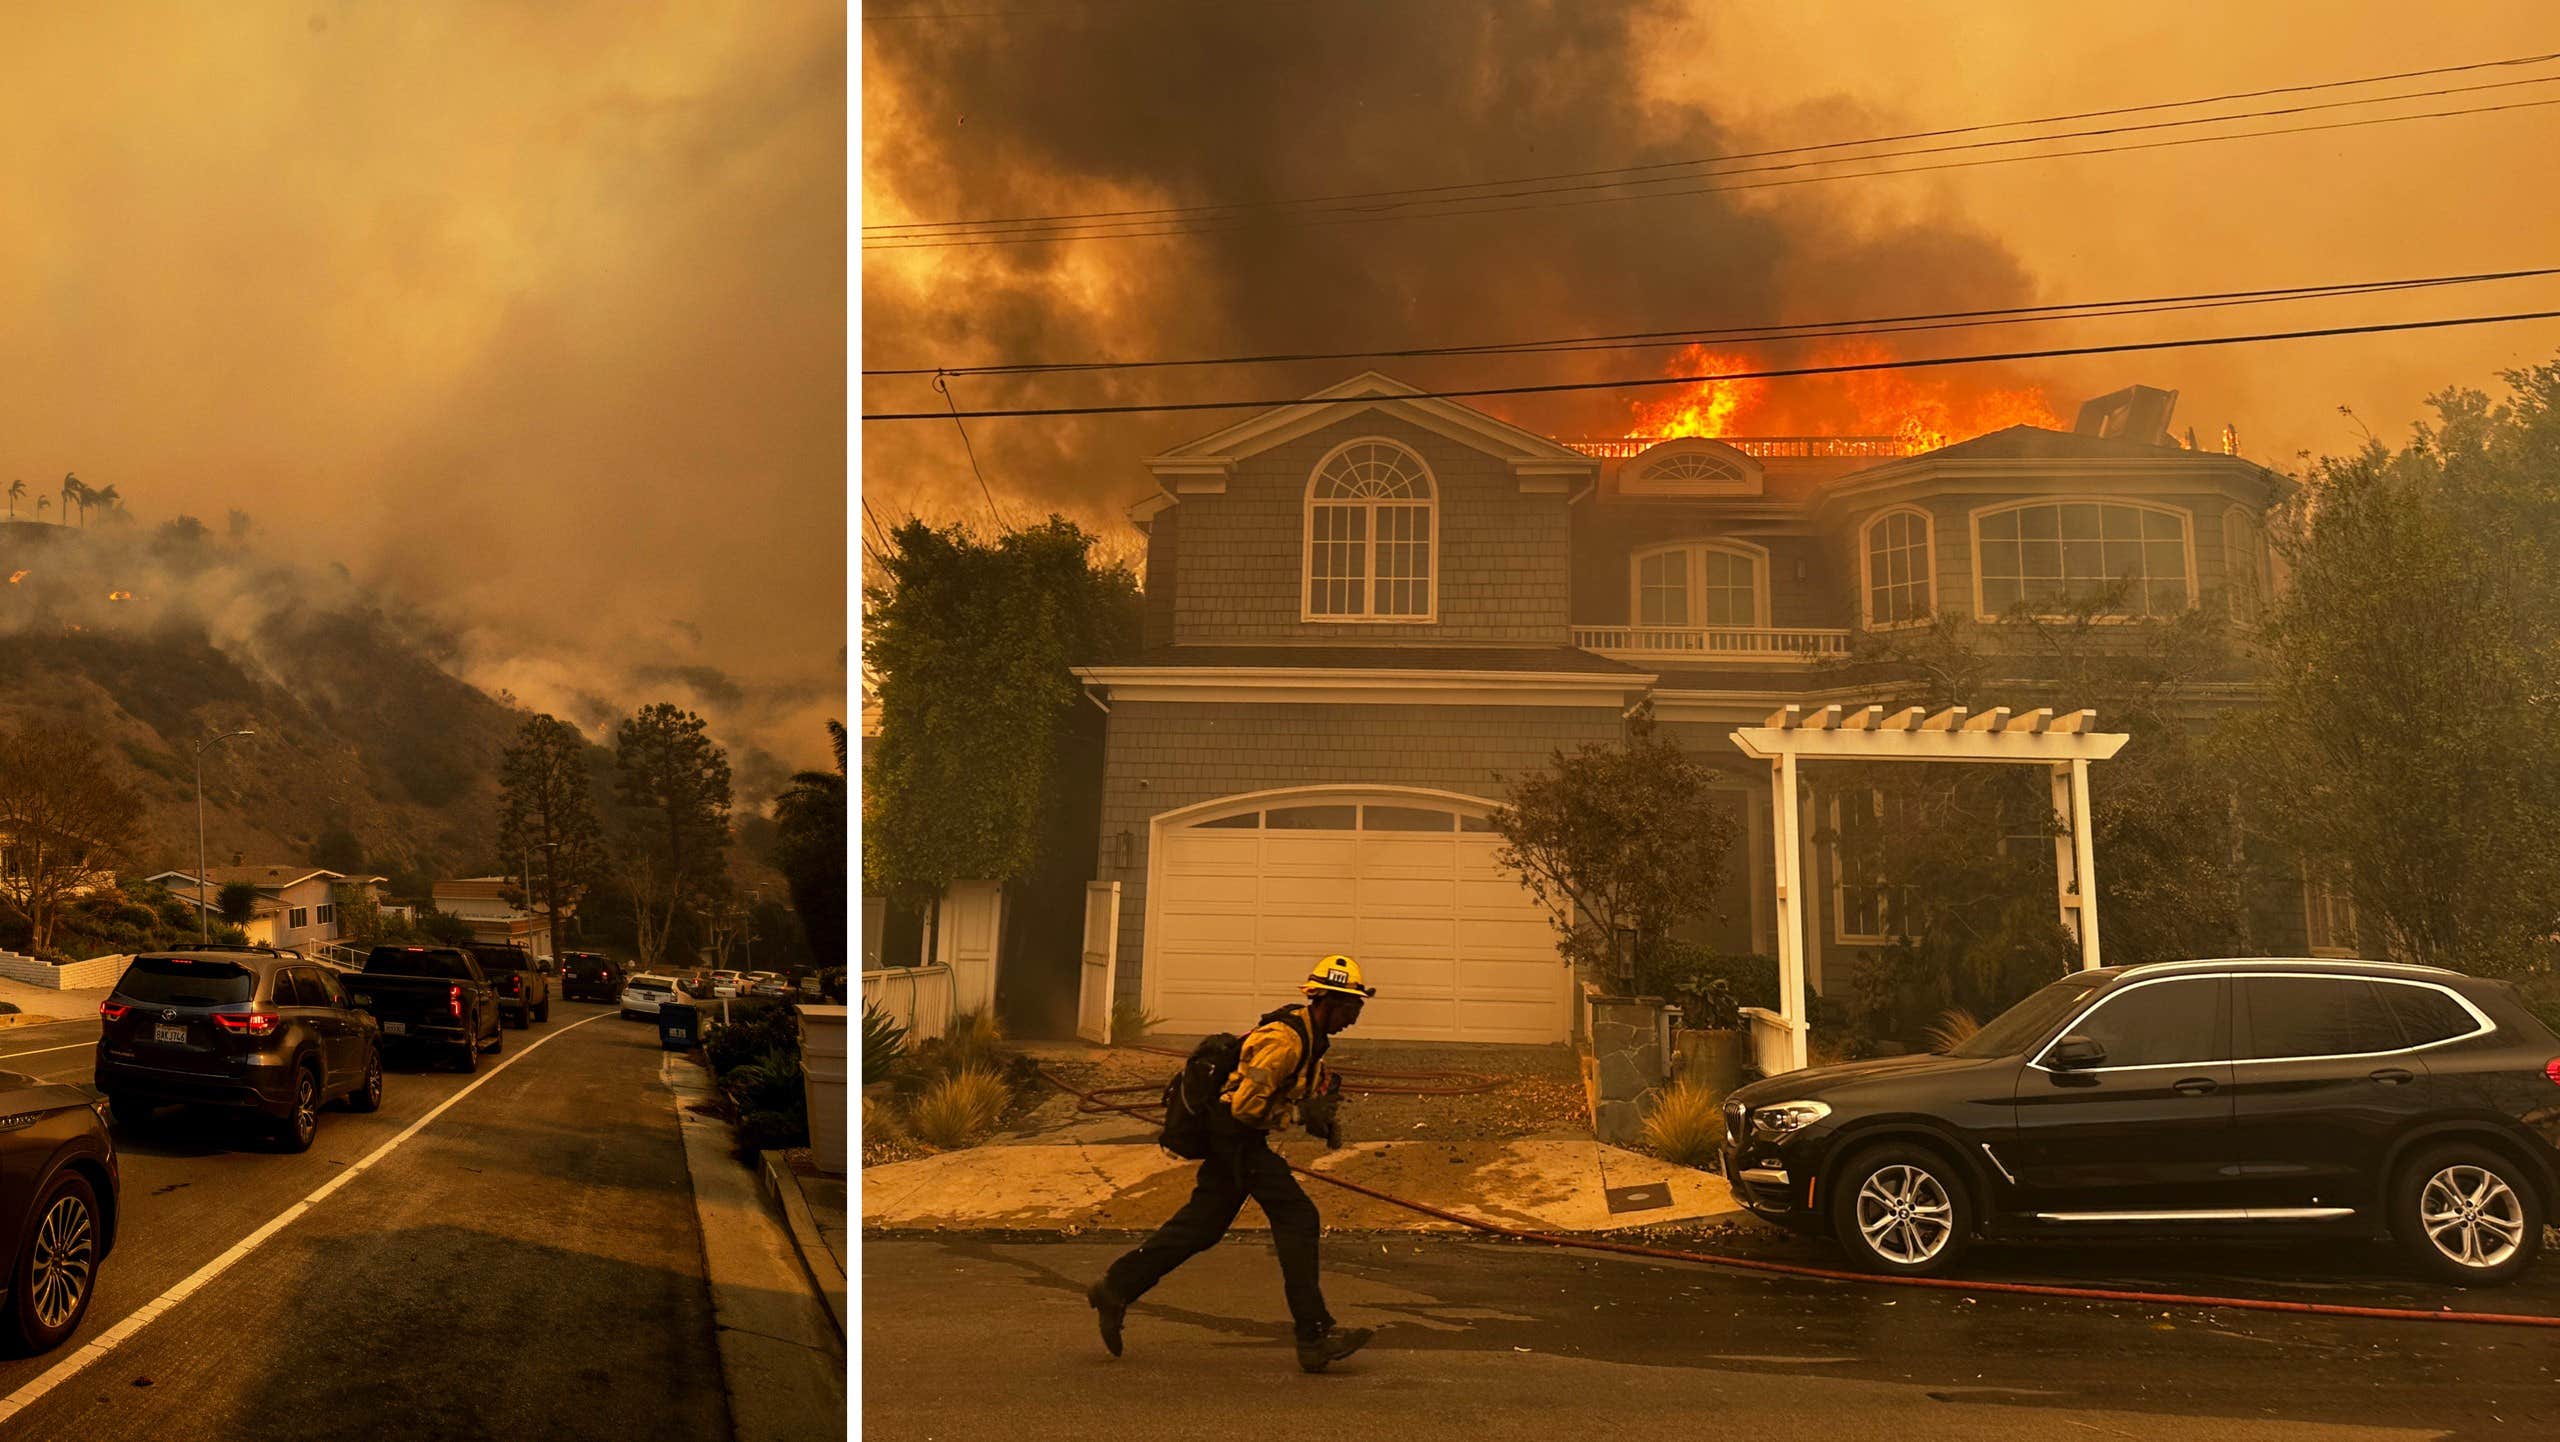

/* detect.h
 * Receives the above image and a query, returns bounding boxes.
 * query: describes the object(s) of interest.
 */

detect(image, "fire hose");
[1036,1062,2560,1332]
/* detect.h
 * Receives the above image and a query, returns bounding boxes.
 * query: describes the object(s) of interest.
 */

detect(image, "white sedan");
[618,974,686,1019]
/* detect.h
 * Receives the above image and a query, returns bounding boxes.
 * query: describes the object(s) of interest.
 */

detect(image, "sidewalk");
[761,1149,846,1336]
[0,977,108,1029]
[863,1131,1740,1234]
[663,1054,846,1442]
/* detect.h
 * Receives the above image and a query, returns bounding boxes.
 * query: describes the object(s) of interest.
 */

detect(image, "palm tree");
[35,496,49,517]
[59,474,81,527]
[92,482,120,517]
[5,480,21,519]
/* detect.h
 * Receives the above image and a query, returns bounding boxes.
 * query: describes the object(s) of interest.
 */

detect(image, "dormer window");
[1629,540,1770,629]
[1303,438,1436,620]
[1972,500,2193,618]
[1620,438,1764,497]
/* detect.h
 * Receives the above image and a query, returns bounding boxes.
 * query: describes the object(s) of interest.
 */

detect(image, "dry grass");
[905,1067,1012,1150]
[1923,1008,1983,1056]
[1642,1080,1729,1167]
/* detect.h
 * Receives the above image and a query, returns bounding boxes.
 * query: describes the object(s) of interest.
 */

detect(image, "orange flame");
[5,571,24,585]
[1624,340,2063,449]
[106,590,134,601]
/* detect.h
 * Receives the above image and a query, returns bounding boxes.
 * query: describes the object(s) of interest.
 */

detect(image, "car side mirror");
[2046,1035,2108,1070]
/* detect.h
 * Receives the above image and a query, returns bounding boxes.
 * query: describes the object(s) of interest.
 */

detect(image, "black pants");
[1101,1122,1331,1341]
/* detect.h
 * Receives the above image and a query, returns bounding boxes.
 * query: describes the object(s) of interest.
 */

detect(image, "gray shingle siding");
[1169,412,1571,645]
[1093,699,1623,1000]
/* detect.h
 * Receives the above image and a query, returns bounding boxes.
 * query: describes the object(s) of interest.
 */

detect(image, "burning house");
[1069,370,2294,1047]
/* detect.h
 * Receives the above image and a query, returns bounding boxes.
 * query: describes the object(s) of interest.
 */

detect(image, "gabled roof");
[147,866,377,893]
[1136,371,1598,514]
[1920,425,2199,462]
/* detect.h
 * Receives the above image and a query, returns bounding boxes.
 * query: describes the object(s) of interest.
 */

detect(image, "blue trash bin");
[658,1000,700,1051]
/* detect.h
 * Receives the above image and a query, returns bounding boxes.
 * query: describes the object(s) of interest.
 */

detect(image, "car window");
[117,957,257,1007]
[2375,982,2481,1048]
[1954,978,2104,1058]
[274,969,313,1007]
[2049,978,2226,1068]
[306,969,347,1009]
[2239,976,2408,1059]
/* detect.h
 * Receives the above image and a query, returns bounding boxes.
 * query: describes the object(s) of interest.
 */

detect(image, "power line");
[860,306,2560,421]
[867,81,2560,249]
[935,372,1015,529]
[866,49,2560,239]
[864,266,2560,377]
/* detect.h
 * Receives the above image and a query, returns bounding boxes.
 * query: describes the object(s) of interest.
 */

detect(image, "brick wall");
[1093,699,1625,999]
[1168,412,1572,644]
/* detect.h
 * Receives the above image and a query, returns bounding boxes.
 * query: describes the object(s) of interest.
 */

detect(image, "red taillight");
[448,984,462,1018]
[2546,1057,2560,1087]
[213,1011,281,1037]
[99,1001,129,1022]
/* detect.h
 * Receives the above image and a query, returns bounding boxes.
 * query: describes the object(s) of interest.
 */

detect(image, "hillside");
[0,518,526,888]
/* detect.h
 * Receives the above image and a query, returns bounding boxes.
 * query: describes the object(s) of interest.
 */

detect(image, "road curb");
[759,1150,848,1340]
[662,1054,847,1442]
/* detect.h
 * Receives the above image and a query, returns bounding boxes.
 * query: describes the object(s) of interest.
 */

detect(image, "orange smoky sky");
[1,3,847,771]
[862,0,2560,539]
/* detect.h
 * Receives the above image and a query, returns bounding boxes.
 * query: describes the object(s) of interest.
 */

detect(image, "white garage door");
[1147,795,1568,1043]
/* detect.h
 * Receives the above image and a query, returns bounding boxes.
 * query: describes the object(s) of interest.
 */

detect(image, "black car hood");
[1730,1051,2005,1106]
[0,1069,96,1115]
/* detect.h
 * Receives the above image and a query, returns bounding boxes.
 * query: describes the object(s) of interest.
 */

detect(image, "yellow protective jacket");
[1219,1006,1331,1131]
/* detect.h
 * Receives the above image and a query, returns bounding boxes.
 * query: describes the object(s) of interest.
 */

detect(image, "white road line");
[0,1011,615,1423]
[0,1043,94,1062]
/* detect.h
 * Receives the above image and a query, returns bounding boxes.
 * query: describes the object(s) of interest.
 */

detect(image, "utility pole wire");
[861,307,2560,422]
[935,371,1014,530]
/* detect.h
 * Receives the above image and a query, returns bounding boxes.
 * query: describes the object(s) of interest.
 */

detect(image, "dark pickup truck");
[472,943,551,1028]
[345,946,504,1071]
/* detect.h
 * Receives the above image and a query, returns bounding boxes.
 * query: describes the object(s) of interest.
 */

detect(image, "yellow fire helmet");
[1302,955,1378,1000]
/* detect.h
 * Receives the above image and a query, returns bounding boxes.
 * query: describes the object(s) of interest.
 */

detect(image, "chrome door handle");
[2174,1077,2220,1095]
[2369,1068,2415,1085]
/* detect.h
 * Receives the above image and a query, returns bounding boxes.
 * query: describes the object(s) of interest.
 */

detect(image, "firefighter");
[1088,955,1378,1373]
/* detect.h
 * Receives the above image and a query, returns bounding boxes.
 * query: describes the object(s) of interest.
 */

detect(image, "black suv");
[1722,959,2560,1284]
[472,944,551,1028]
[96,951,385,1152]
[558,952,626,1003]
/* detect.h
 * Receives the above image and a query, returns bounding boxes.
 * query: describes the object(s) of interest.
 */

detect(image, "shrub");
[707,999,800,1077]
[862,1002,910,1084]
[906,1067,1011,1150]
[1633,943,1778,1025]
[1109,996,1163,1043]
[719,1046,810,1155]
[1642,1080,1728,1166]
[939,1008,1005,1075]
[1922,1007,1983,1056]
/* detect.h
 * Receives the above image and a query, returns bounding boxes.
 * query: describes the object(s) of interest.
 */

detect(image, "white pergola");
[1731,704,2131,1072]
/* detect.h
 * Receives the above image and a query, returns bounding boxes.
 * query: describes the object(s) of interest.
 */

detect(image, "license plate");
[382,1021,407,1036]
[153,1024,187,1044]
[666,1027,689,1041]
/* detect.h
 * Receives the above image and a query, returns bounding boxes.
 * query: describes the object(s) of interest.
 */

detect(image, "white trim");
[1073,664,1653,709]
[1857,505,1936,629]
[2024,970,2496,1074]
[1301,435,1441,624]
[1734,727,2131,763]
[1619,438,1766,498]
[1626,537,1772,631]
[1145,371,1599,481]
[1811,453,2287,513]
[1966,497,2201,621]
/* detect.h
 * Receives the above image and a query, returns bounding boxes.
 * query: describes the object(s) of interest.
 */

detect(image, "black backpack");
[1157,1008,1315,1160]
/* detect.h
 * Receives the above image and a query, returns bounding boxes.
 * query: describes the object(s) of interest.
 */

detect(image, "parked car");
[345,945,504,1072]
[96,951,384,1153]
[1721,958,2560,1285]
[746,972,792,999]
[678,971,715,1000]
[708,970,745,999]
[559,952,627,1003]
[472,943,551,1027]
[0,1064,116,1352]
[618,974,686,1019]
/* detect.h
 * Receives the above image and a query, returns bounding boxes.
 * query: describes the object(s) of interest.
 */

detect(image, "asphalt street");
[0,1003,731,1441]
[865,1234,2560,1441]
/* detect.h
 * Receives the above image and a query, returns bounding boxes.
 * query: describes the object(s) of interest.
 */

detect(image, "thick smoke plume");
[863,1,2054,525]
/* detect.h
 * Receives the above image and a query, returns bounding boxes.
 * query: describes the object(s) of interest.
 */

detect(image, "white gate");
[936,880,1005,1015]
[1077,881,1120,1045]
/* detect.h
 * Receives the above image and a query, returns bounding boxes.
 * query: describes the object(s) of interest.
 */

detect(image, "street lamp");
[194,730,255,945]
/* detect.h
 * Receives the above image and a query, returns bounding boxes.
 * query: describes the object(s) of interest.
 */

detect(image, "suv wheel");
[347,1046,384,1113]
[4,1170,100,1352]
[535,998,550,1023]
[274,1064,321,1153]
[454,1035,479,1074]
[1828,1143,1973,1277]
[2392,1143,2544,1286]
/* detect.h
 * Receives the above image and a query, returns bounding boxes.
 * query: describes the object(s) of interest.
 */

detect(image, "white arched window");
[1971,500,2194,618]
[1629,540,1769,630]
[1303,438,1436,620]
[1861,508,1934,627]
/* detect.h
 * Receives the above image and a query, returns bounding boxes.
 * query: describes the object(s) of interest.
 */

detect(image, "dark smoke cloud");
[861,1,2042,522]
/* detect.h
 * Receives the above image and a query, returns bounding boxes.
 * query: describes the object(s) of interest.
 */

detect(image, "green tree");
[218,881,262,926]
[417,907,477,946]
[861,518,1138,916]
[1487,712,1741,982]
[498,714,606,961]
[772,720,849,967]
[0,724,143,955]
[2232,362,2560,978]
[613,702,732,964]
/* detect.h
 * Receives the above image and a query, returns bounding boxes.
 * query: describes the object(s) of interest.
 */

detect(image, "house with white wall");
[147,866,386,950]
